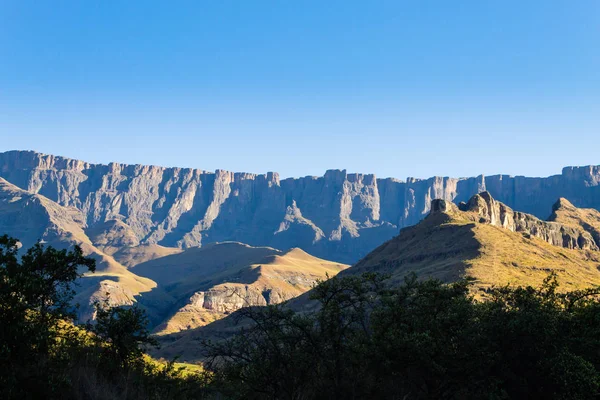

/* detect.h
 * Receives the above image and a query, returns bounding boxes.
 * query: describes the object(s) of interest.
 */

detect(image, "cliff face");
[434,192,599,251]
[0,177,157,321]
[1,150,599,263]
[155,192,600,363]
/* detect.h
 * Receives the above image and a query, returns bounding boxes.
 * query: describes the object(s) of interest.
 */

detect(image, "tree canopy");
[205,273,600,399]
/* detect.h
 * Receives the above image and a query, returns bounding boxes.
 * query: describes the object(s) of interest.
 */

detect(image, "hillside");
[1,150,600,264]
[155,192,600,362]
[351,192,600,292]
[133,242,348,334]
[549,198,600,246]
[0,175,348,332]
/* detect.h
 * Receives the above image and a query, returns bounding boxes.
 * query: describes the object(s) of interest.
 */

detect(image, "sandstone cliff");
[1,150,599,263]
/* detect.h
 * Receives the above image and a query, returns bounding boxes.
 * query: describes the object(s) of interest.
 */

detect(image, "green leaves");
[205,272,600,399]
[0,235,96,398]
[0,236,211,399]
[89,301,158,369]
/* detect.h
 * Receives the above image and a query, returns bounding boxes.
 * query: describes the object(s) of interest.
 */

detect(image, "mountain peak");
[430,199,460,215]
[426,191,599,251]
[552,197,576,212]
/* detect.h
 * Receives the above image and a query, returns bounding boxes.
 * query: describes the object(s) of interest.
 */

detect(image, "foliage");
[5,232,600,399]
[205,272,600,400]
[88,301,159,370]
[0,236,212,399]
[0,235,96,398]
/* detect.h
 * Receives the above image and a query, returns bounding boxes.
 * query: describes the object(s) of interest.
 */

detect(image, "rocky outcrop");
[549,198,600,241]
[458,192,600,251]
[431,193,600,251]
[1,150,600,263]
[351,192,600,292]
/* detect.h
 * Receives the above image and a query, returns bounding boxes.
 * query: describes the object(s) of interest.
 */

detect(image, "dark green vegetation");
[205,273,600,399]
[0,236,209,400]
[4,236,600,399]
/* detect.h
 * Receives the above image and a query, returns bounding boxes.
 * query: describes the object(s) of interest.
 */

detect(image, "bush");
[5,233,600,399]
[0,236,212,399]
[0,235,96,398]
[205,273,600,399]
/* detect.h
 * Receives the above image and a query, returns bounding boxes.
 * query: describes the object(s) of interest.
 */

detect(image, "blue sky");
[0,1,598,179]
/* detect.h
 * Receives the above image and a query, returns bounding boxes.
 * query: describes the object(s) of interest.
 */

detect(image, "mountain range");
[2,150,600,264]
[0,171,347,328]
[3,149,600,361]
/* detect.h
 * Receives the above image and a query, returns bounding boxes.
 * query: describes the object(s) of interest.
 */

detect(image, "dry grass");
[353,205,600,294]
[151,244,348,335]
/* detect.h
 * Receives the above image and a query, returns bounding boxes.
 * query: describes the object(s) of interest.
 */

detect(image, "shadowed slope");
[132,243,348,334]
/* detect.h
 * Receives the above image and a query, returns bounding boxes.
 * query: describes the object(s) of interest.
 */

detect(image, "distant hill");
[1,150,600,264]
[0,177,157,320]
[133,242,348,334]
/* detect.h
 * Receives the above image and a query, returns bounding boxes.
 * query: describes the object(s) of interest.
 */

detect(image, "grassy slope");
[352,204,600,293]
[155,201,600,362]
[139,244,348,335]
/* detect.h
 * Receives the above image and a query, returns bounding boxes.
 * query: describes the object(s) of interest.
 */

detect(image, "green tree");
[0,235,96,398]
[205,272,600,399]
[204,273,386,399]
[89,302,159,371]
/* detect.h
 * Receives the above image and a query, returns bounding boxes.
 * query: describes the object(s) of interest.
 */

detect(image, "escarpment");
[0,175,349,330]
[1,150,600,263]
[155,192,600,362]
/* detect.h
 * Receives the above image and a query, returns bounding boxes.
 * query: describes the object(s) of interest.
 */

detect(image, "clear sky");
[0,1,598,179]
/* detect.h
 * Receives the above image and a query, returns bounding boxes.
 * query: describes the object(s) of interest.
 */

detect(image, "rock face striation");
[0,176,348,329]
[1,150,600,263]
[0,177,157,320]
[432,192,599,251]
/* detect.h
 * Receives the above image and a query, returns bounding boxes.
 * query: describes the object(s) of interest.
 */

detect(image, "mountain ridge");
[1,150,599,264]
[351,191,600,291]
[0,176,157,320]
[132,242,348,335]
